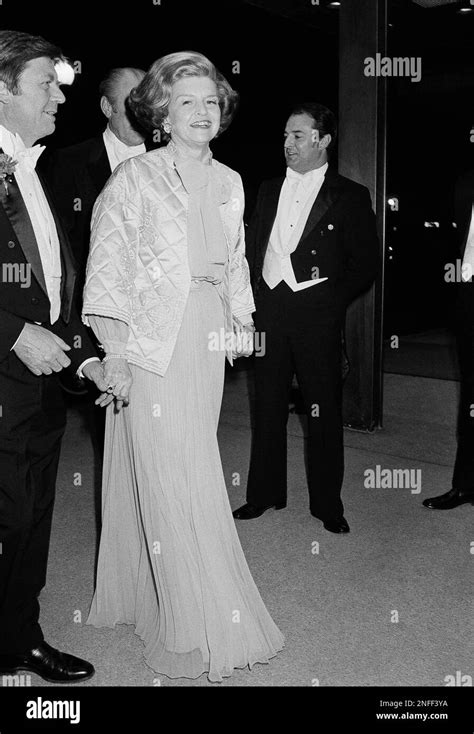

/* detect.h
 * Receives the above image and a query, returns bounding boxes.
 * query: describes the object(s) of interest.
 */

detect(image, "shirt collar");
[104,124,145,152]
[286,161,328,183]
[0,124,46,168]
[0,124,44,155]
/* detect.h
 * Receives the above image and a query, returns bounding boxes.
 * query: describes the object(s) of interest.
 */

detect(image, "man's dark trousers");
[246,280,344,519]
[452,282,474,492]
[0,351,66,654]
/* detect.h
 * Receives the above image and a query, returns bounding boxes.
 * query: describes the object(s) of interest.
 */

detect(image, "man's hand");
[13,323,71,376]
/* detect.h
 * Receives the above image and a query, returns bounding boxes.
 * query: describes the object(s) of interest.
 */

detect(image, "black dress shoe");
[311,512,350,533]
[422,487,474,510]
[232,501,286,520]
[0,641,95,683]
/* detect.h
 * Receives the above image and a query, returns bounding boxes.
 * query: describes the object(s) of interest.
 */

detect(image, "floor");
[33,365,473,687]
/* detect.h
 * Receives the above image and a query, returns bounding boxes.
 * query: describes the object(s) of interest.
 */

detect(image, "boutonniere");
[0,153,18,196]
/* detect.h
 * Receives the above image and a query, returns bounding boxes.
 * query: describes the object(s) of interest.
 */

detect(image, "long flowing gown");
[85,155,284,682]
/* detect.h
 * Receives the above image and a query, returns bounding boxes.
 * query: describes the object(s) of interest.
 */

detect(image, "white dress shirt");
[461,205,474,282]
[0,125,62,322]
[263,162,329,291]
[103,125,145,172]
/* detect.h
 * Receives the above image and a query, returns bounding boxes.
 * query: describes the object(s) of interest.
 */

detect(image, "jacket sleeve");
[0,304,98,371]
[338,186,380,307]
[229,175,255,320]
[82,162,140,326]
[50,305,99,371]
[0,308,26,363]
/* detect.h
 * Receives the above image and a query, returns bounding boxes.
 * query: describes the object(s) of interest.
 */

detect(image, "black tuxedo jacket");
[246,166,380,311]
[455,169,474,258]
[44,134,157,279]
[0,159,96,367]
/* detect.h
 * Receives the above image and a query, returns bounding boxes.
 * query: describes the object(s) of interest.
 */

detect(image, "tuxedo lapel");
[0,170,48,294]
[299,167,340,242]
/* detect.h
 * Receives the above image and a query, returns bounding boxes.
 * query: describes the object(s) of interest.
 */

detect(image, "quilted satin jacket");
[82,145,255,376]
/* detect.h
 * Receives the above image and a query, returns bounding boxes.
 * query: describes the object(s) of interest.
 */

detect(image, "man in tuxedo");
[46,67,148,308]
[0,30,110,683]
[423,170,474,510]
[233,103,379,533]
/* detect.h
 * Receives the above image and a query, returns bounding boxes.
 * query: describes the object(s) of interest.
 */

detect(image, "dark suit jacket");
[44,135,112,282]
[246,166,380,312]
[455,169,474,258]
[45,134,158,294]
[0,158,96,368]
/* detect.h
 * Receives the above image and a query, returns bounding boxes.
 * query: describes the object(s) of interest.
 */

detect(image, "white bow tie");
[286,167,305,182]
[286,166,326,183]
[16,144,45,171]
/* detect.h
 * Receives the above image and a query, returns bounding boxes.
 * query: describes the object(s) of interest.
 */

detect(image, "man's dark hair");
[0,30,63,93]
[289,102,337,153]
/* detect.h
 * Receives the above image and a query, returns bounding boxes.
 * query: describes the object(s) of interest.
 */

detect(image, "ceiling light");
[55,59,75,85]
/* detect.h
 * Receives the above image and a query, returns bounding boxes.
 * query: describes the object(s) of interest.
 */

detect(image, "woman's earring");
[162,121,171,134]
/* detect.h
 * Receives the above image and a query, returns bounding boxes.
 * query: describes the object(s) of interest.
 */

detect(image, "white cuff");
[10,333,22,352]
[76,357,101,379]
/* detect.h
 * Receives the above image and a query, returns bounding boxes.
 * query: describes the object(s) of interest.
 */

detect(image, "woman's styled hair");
[128,51,239,138]
[0,30,63,93]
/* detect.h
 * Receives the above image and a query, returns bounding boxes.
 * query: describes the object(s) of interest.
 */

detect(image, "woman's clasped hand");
[95,357,132,411]
[231,319,255,359]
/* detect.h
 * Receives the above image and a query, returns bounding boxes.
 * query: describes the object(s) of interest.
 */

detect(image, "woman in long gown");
[82,51,284,682]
